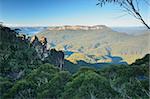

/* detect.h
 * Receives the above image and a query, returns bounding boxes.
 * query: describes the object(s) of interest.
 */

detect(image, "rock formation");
[50,49,64,70]
[30,36,64,70]
[30,36,48,60]
[39,36,47,45]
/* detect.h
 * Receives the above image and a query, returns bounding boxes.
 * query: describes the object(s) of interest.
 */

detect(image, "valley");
[33,25,150,64]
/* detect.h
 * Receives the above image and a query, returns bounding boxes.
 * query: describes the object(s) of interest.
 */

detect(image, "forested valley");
[0,25,149,99]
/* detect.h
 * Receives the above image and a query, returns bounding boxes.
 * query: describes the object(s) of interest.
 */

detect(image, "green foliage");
[37,71,71,98]
[62,68,117,99]
[0,26,43,80]
[3,80,34,99]
[0,26,149,99]
[0,77,13,97]
[97,55,149,98]
[26,63,59,88]
[131,54,149,66]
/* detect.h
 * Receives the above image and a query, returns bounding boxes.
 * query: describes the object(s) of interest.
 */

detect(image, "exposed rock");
[30,36,48,60]
[47,25,109,31]
[30,36,64,70]
[18,34,26,41]
[50,49,64,70]
[30,35,39,45]
[39,36,47,46]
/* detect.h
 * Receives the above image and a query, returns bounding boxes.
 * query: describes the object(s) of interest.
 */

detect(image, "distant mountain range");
[12,25,149,64]
[12,25,148,35]
[47,25,109,30]
[34,25,150,64]
[112,26,148,35]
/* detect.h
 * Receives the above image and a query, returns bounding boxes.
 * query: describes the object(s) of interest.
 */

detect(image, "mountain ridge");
[36,25,149,64]
[46,25,110,31]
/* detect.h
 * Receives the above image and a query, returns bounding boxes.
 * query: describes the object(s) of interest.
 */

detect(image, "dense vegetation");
[0,25,149,99]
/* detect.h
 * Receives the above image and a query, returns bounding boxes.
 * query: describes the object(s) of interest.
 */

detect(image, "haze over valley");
[1,0,149,98]
[14,25,150,64]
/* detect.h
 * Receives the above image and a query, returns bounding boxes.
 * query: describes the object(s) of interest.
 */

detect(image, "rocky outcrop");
[30,36,48,60]
[18,34,26,41]
[30,36,64,70]
[50,49,64,70]
[39,36,47,45]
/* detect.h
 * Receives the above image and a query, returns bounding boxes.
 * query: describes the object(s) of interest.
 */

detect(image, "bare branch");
[97,0,150,29]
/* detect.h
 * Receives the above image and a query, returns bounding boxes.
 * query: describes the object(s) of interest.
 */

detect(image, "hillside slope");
[37,25,150,64]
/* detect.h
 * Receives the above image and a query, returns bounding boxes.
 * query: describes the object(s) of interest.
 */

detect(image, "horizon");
[2,23,145,28]
[0,0,149,27]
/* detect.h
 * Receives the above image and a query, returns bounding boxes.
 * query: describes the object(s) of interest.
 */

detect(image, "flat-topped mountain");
[34,25,150,64]
[47,25,110,31]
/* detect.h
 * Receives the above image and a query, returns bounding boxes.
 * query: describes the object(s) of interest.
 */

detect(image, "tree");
[0,77,13,97]
[62,67,117,99]
[3,64,60,98]
[97,0,150,29]
[3,80,35,99]
[98,62,149,98]
[37,71,71,98]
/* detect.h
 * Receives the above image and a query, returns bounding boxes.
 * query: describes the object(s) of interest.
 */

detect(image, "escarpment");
[30,36,65,70]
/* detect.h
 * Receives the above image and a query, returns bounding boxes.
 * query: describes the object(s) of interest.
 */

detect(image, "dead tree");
[97,0,150,29]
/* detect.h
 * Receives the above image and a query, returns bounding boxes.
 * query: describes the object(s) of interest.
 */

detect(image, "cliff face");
[50,49,64,70]
[47,25,109,31]
[30,36,64,70]
[30,36,48,60]
[37,26,150,64]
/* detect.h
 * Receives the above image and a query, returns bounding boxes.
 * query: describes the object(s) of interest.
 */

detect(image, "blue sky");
[0,0,149,27]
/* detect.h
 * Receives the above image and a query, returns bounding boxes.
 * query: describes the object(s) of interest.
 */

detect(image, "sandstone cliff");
[30,36,65,70]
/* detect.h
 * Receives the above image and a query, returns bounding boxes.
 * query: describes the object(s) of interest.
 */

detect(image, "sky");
[0,0,149,27]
